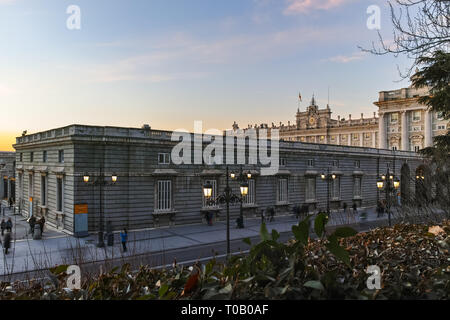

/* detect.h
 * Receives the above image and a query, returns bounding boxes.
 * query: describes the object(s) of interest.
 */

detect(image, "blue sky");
[0,0,413,149]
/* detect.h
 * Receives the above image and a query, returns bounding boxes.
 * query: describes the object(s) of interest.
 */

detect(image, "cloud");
[284,0,352,15]
[327,51,366,63]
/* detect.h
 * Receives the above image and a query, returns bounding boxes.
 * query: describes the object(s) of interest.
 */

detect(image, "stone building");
[235,85,448,152]
[13,124,422,236]
[375,86,448,151]
[0,152,16,208]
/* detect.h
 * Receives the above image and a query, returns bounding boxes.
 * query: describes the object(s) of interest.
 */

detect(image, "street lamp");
[230,166,252,228]
[202,166,248,257]
[83,171,118,247]
[376,166,400,227]
[321,168,336,214]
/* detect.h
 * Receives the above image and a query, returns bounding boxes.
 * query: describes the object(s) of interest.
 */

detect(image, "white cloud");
[327,51,366,63]
[284,0,352,15]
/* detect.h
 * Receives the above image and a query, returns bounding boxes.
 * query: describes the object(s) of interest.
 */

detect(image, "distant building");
[0,152,16,207]
[14,124,422,236]
[234,86,448,152]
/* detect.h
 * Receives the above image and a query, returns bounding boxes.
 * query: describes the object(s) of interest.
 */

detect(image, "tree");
[362,0,450,77]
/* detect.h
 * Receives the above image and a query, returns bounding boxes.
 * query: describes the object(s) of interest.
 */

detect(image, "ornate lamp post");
[83,170,118,248]
[376,166,400,227]
[230,166,251,229]
[203,166,248,257]
[320,168,336,214]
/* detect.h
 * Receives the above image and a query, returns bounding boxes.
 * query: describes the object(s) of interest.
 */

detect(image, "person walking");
[0,219,5,236]
[5,218,12,233]
[3,231,11,255]
[352,203,358,220]
[120,229,128,252]
[28,216,36,235]
[38,216,45,235]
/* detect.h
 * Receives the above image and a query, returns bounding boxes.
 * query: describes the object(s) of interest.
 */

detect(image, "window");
[58,150,64,163]
[19,153,23,162]
[41,175,47,206]
[307,159,315,167]
[353,176,362,198]
[158,153,171,165]
[43,151,47,163]
[437,125,446,130]
[30,152,34,162]
[56,177,63,212]
[279,158,287,166]
[277,178,288,203]
[3,178,7,199]
[390,113,399,123]
[202,179,217,208]
[331,160,339,168]
[331,176,341,199]
[157,180,172,211]
[354,160,360,168]
[412,111,421,121]
[243,179,255,205]
[352,133,358,140]
[306,177,316,201]
[365,133,371,139]
[392,146,398,151]
[414,146,420,153]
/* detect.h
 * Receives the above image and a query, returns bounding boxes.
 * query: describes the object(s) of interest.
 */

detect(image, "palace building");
[0,152,16,208]
[13,124,422,236]
[234,85,448,152]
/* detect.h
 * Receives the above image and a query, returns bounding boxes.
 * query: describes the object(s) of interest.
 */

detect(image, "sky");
[0,0,414,151]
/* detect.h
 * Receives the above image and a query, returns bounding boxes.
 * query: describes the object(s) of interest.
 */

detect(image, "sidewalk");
[0,206,388,276]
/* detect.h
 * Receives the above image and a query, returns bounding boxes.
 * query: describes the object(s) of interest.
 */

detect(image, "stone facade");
[235,86,449,152]
[13,124,423,236]
[0,152,16,208]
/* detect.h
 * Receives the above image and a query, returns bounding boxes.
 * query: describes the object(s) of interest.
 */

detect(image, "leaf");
[332,227,358,238]
[49,265,69,275]
[183,273,200,295]
[242,237,252,246]
[260,222,270,242]
[326,235,350,267]
[314,212,328,238]
[292,218,309,245]
[304,280,325,291]
[158,284,169,298]
[219,283,233,294]
[271,229,280,242]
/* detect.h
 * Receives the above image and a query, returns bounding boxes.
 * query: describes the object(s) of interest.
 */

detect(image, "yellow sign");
[74,204,88,214]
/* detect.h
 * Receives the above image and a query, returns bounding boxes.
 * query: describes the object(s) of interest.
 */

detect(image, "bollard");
[33,224,42,240]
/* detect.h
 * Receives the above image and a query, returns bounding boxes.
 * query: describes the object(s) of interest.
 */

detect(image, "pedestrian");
[0,219,5,236]
[120,229,128,252]
[29,215,36,235]
[3,231,11,255]
[260,209,265,224]
[39,216,45,234]
[352,203,358,219]
[6,218,12,233]
[9,199,13,210]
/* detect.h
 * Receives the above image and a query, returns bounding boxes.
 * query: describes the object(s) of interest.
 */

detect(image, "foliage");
[1,217,448,300]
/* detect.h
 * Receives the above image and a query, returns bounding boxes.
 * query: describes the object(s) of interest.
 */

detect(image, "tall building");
[375,86,448,151]
[234,85,448,152]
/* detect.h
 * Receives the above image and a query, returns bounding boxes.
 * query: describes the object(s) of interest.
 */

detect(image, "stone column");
[424,109,433,147]
[379,112,387,149]
[372,132,376,148]
[401,111,409,151]
[337,134,340,145]
[360,132,364,147]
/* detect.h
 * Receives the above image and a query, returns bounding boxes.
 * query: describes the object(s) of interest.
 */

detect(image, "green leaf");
[260,222,270,242]
[332,227,358,238]
[271,229,280,242]
[49,265,69,275]
[292,218,309,245]
[314,212,328,238]
[242,237,252,246]
[326,235,350,267]
[304,280,325,291]
[158,284,169,298]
